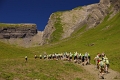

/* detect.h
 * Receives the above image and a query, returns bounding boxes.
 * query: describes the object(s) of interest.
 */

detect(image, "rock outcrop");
[0,23,42,47]
[41,0,120,45]
[0,0,120,47]
[0,23,37,39]
[41,14,56,44]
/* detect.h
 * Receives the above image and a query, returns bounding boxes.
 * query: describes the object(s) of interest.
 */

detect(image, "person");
[35,54,37,59]
[74,52,77,63]
[94,53,99,69]
[99,59,105,79]
[48,54,51,60]
[84,52,88,61]
[43,52,47,59]
[77,53,81,64]
[25,55,27,62]
[69,52,73,61]
[104,57,109,73]
[88,53,91,65]
[39,54,42,59]
[82,54,85,66]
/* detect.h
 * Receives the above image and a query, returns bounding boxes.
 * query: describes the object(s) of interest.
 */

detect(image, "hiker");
[66,52,69,61]
[48,54,52,60]
[77,53,82,64]
[94,53,101,69]
[74,51,78,63]
[39,54,42,59]
[69,52,73,61]
[84,52,88,60]
[88,53,91,64]
[63,52,66,60]
[52,54,55,59]
[59,53,63,60]
[56,53,58,60]
[104,56,109,73]
[105,58,109,73]
[35,54,37,59]
[43,52,47,59]
[81,54,85,66]
[44,54,47,59]
[25,55,27,62]
[99,59,105,79]
[85,52,89,65]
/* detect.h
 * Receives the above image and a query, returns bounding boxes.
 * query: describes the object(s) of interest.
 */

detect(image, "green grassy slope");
[0,23,35,28]
[0,59,95,80]
[49,12,63,43]
[0,41,35,59]
[0,40,94,80]
[30,12,120,72]
[0,12,120,79]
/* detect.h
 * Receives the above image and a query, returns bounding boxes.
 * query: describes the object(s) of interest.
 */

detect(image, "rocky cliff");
[0,0,120,47]
[0,23,37,39]
[41,0,120,45]
[0,23,44,47]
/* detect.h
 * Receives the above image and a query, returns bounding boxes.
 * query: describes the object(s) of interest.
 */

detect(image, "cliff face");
[0,24,37,39]
[0,23,43,47]
[41,14,56,44]
[0,0,120,47]
[41,0,120,45]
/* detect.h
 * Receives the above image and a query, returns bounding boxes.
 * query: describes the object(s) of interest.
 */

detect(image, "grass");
[0,41,33,59]
[0,42,94,80]
[73,6,82,10]
[0,23,36,28]
[0,58,95,80]
[49,12,63,43]
[0,10,120,80]
[30,12,120,72]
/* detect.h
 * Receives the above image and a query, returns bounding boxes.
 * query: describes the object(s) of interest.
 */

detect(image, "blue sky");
[0,0,99,31]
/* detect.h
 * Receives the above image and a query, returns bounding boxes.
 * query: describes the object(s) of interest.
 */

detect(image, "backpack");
[99,61,104,67]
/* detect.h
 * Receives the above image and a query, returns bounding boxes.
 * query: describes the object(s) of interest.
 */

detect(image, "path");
[81,64,120,80]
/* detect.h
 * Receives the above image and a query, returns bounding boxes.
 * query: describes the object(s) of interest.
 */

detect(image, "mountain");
[41,0,120,45]
[0,0,120,47]
[0,1,120,79]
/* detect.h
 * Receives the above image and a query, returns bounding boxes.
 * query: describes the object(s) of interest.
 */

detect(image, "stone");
[0,23,37,39]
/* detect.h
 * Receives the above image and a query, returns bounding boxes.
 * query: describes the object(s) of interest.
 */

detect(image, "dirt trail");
[81,64,120,80]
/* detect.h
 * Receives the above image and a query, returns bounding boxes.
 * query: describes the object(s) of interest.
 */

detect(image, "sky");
[0,0,99,31]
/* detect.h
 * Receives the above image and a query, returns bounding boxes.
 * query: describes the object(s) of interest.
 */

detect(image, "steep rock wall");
[41,14,56,44]
[0,24,37,39]
[2,31,43,48]
[0,23,42,47]
[41,0,113,45]
[0,0,119,47]
[41,0,120,45]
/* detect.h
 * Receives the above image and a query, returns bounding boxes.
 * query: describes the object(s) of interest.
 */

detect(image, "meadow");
[0,12,120,80]
[30,12,120,72]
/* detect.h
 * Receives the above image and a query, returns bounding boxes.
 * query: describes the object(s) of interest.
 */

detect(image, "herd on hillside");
[25,52,110,79]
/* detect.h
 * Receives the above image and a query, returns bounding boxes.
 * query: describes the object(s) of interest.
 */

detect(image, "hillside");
[30,11,120,72]
[0,42,96,80]
[0,0,119,47]
[0,12,120,80]
[41,0,120,45]
[0,0,120,80]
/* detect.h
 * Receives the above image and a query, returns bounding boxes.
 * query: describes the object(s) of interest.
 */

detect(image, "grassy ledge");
[0,23,36,28]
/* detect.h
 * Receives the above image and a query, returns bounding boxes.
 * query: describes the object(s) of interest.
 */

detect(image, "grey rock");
[0,24,37,39]
[0,0,120,47]
[41,0,120,45]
